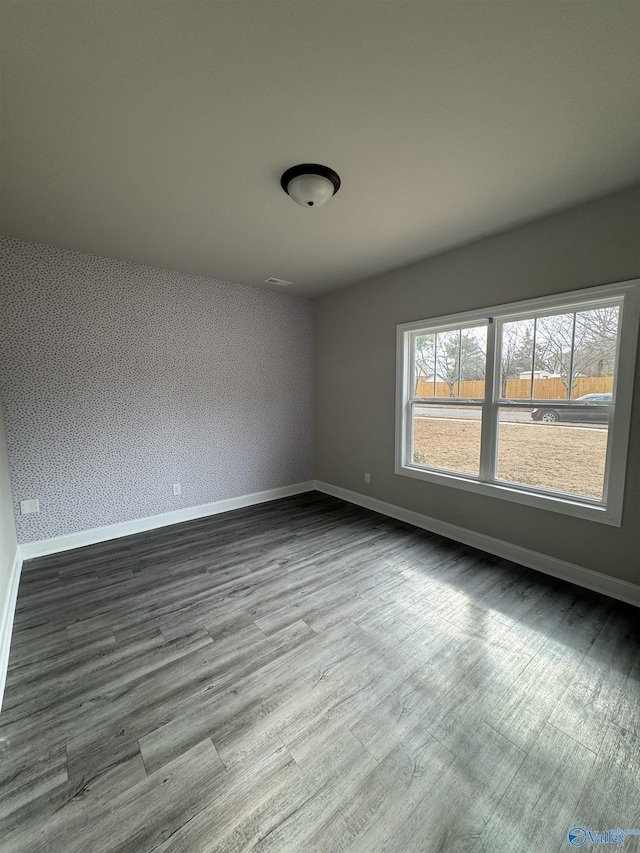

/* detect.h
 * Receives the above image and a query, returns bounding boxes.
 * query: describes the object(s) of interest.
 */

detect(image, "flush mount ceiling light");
[281,163,341,208]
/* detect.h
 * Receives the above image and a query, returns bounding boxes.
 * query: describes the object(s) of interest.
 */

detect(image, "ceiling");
[1,2,639,296]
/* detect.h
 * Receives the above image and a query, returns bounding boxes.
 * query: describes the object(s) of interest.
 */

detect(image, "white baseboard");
[0,547,23,712]
[315,480,640,609]
[20,481,316,560]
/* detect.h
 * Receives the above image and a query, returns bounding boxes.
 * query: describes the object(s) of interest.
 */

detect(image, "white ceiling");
[1,1,639,296]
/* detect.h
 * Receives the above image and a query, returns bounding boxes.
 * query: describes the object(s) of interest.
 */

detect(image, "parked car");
[531,393,612,424]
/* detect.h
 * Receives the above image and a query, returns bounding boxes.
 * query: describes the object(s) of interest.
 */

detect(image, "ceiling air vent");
[265,277,292,286]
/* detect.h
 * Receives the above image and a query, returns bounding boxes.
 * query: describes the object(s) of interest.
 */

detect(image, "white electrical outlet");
[364,473,371,484]
[173,483,181,496]
[20,499,40,515]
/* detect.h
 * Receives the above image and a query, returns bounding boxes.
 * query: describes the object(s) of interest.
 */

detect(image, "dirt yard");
[413,416,608,499]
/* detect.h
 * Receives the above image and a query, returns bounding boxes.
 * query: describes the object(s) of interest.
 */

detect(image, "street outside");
[414,405,607,430]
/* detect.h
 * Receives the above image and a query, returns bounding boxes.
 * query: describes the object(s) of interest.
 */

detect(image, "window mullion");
[568,312,577,399]
[406,401,414,467]
[479,318,498,482]
[405,336,414,466]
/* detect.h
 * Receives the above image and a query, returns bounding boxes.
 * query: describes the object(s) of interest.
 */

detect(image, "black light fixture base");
[280,164,341,197]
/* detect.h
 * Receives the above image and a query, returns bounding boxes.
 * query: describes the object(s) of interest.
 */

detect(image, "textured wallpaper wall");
[0,238,314,543]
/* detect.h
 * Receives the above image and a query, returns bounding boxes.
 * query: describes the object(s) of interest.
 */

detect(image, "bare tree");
[435,328,485,397]
[414,328,485,397]
[500,320,533,396]
[533,314,573,390]
[573,307,619,378]
[414,334,435,394]
[533,307,619,395]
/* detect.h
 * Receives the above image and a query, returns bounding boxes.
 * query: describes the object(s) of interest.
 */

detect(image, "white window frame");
[395,279,640,526]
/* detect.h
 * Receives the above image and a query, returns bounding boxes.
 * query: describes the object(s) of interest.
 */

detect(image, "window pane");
[499,318,534,399]
[413,404,482,477]
[458,326,487,396]
[434,329,462,398]
[495,406,610,500]
[413,326,487,398]
[500,307,620,402]
[571,305,619,399]
[414,333,435,396]
[532,312,574,399]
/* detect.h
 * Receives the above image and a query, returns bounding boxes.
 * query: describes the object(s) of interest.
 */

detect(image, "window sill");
[395,462,620,526]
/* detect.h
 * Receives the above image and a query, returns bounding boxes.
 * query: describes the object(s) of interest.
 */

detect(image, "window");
[396,280,640,525]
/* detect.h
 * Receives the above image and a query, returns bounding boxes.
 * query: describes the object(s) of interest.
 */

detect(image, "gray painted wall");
[0,238,314,543]
[315,185,640,584]
[0,393,18,607]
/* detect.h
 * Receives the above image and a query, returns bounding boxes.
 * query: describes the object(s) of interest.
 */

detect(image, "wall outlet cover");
[20,499,40,514]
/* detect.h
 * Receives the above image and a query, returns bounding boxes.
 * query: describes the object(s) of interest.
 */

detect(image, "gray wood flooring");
[1,492,639,852]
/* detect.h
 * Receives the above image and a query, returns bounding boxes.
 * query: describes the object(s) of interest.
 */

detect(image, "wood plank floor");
[1,492,639,853]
